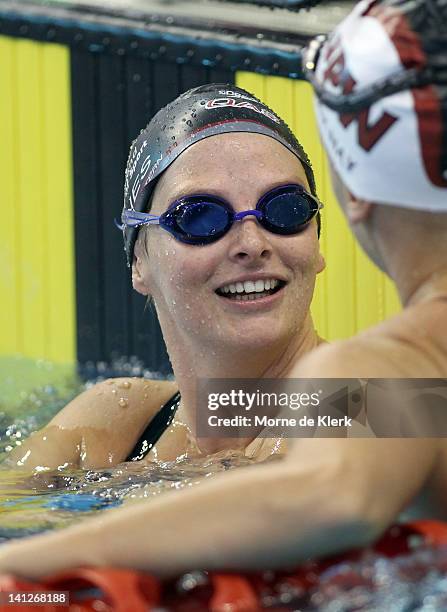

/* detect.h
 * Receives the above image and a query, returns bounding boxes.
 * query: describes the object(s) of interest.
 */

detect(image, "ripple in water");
[0,451,257,541]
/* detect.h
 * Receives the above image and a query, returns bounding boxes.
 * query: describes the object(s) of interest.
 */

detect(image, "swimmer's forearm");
[97,461,378,575]
[0,438,440,579]
[0,458,378,579]
[97,439,441,575]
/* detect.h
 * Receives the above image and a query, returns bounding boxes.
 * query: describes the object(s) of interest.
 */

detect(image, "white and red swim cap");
[305,0,447,211]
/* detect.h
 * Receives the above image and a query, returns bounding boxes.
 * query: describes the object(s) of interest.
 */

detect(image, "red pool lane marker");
[2,521,447,611]
[43,567,160,611]
[0,573,61,612]
[408,519,447,545]
[210,574,259,611]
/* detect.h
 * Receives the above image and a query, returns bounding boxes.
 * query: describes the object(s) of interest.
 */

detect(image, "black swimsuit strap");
[126,391,181,462]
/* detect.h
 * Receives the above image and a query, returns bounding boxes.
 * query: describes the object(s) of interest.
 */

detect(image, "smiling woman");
[4,83,326,471]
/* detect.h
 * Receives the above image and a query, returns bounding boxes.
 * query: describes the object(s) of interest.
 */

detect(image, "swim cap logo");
[321,37,398,152]
[205,98,280,124]
[125,140,152,208]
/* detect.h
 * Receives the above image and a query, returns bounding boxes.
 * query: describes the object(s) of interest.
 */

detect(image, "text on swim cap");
[205,98,280,124]
[321,36,398,152]
[125,140,153,208]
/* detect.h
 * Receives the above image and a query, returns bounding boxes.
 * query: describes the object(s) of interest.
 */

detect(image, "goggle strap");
[121,210,160,228]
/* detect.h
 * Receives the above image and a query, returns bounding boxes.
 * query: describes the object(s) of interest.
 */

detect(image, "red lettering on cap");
[368,3,447,188]
[322,39,398,152]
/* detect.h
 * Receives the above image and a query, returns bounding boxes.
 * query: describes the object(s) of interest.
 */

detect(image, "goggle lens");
[177,202,229,237]
[262,192,315,232]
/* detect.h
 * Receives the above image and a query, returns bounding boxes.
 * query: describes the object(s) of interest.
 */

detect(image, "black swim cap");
[122,83,318,266]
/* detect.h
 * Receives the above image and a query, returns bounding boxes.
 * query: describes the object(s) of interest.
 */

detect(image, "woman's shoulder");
[51,377,178,428]
[5,379,178,470]
[49,378,178,467]
[291,297,447,378]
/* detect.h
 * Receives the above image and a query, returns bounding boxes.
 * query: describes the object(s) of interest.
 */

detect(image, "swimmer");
[1,1,446,578]
[0,85,328,577]
[3,84,325,473]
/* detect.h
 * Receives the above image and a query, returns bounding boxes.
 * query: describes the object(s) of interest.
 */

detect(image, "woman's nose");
[227,216,272,263]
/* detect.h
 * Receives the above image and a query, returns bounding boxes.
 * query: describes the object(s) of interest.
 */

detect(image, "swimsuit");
[126,391,181,461]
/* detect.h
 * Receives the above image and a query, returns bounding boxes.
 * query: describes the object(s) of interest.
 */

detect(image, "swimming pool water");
[0,453,256,541]
[1,356,447,611]
[263,545,447,610]
[1,355,256,539]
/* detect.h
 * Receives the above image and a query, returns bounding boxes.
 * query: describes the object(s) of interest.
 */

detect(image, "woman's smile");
[214,274,288,310]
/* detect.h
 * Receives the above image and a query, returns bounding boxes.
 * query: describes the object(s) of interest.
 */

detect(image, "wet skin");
[131,132,326,455]
[132,132,325,368]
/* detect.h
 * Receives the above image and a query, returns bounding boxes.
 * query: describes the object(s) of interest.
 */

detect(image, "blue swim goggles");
[118,184,323,245]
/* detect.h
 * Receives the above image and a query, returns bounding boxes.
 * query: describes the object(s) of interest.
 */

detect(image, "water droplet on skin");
[112,389,117,395]
[118,398,128,408]
[118,380,131,389]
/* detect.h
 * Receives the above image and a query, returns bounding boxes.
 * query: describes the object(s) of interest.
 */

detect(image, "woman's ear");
[346,196,374,224]
[131,237,151,296]
[316,251,326,275]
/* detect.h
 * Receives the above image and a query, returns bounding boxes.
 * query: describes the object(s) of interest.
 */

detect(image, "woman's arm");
[0,435,439,579]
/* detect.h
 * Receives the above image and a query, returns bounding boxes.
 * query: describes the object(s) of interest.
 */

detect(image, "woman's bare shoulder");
[4,379,178,470]
[50,377,178,430]
[289,334,413,378]
[50,378,178,464]
[291,303,447,378]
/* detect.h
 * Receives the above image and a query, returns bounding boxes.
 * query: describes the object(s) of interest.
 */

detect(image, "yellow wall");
[0,36,75,363]
[236,72,401,340]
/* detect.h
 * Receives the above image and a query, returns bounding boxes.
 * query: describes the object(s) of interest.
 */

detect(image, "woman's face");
[132,132,325,352]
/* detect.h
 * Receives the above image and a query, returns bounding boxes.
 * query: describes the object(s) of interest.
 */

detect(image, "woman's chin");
[219,323,292,353]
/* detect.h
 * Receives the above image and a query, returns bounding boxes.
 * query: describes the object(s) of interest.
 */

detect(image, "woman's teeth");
[217,279,281,300]
[231,292,271,301]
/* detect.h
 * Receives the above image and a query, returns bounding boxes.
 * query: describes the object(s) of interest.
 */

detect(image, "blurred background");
[0,0,400,389]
